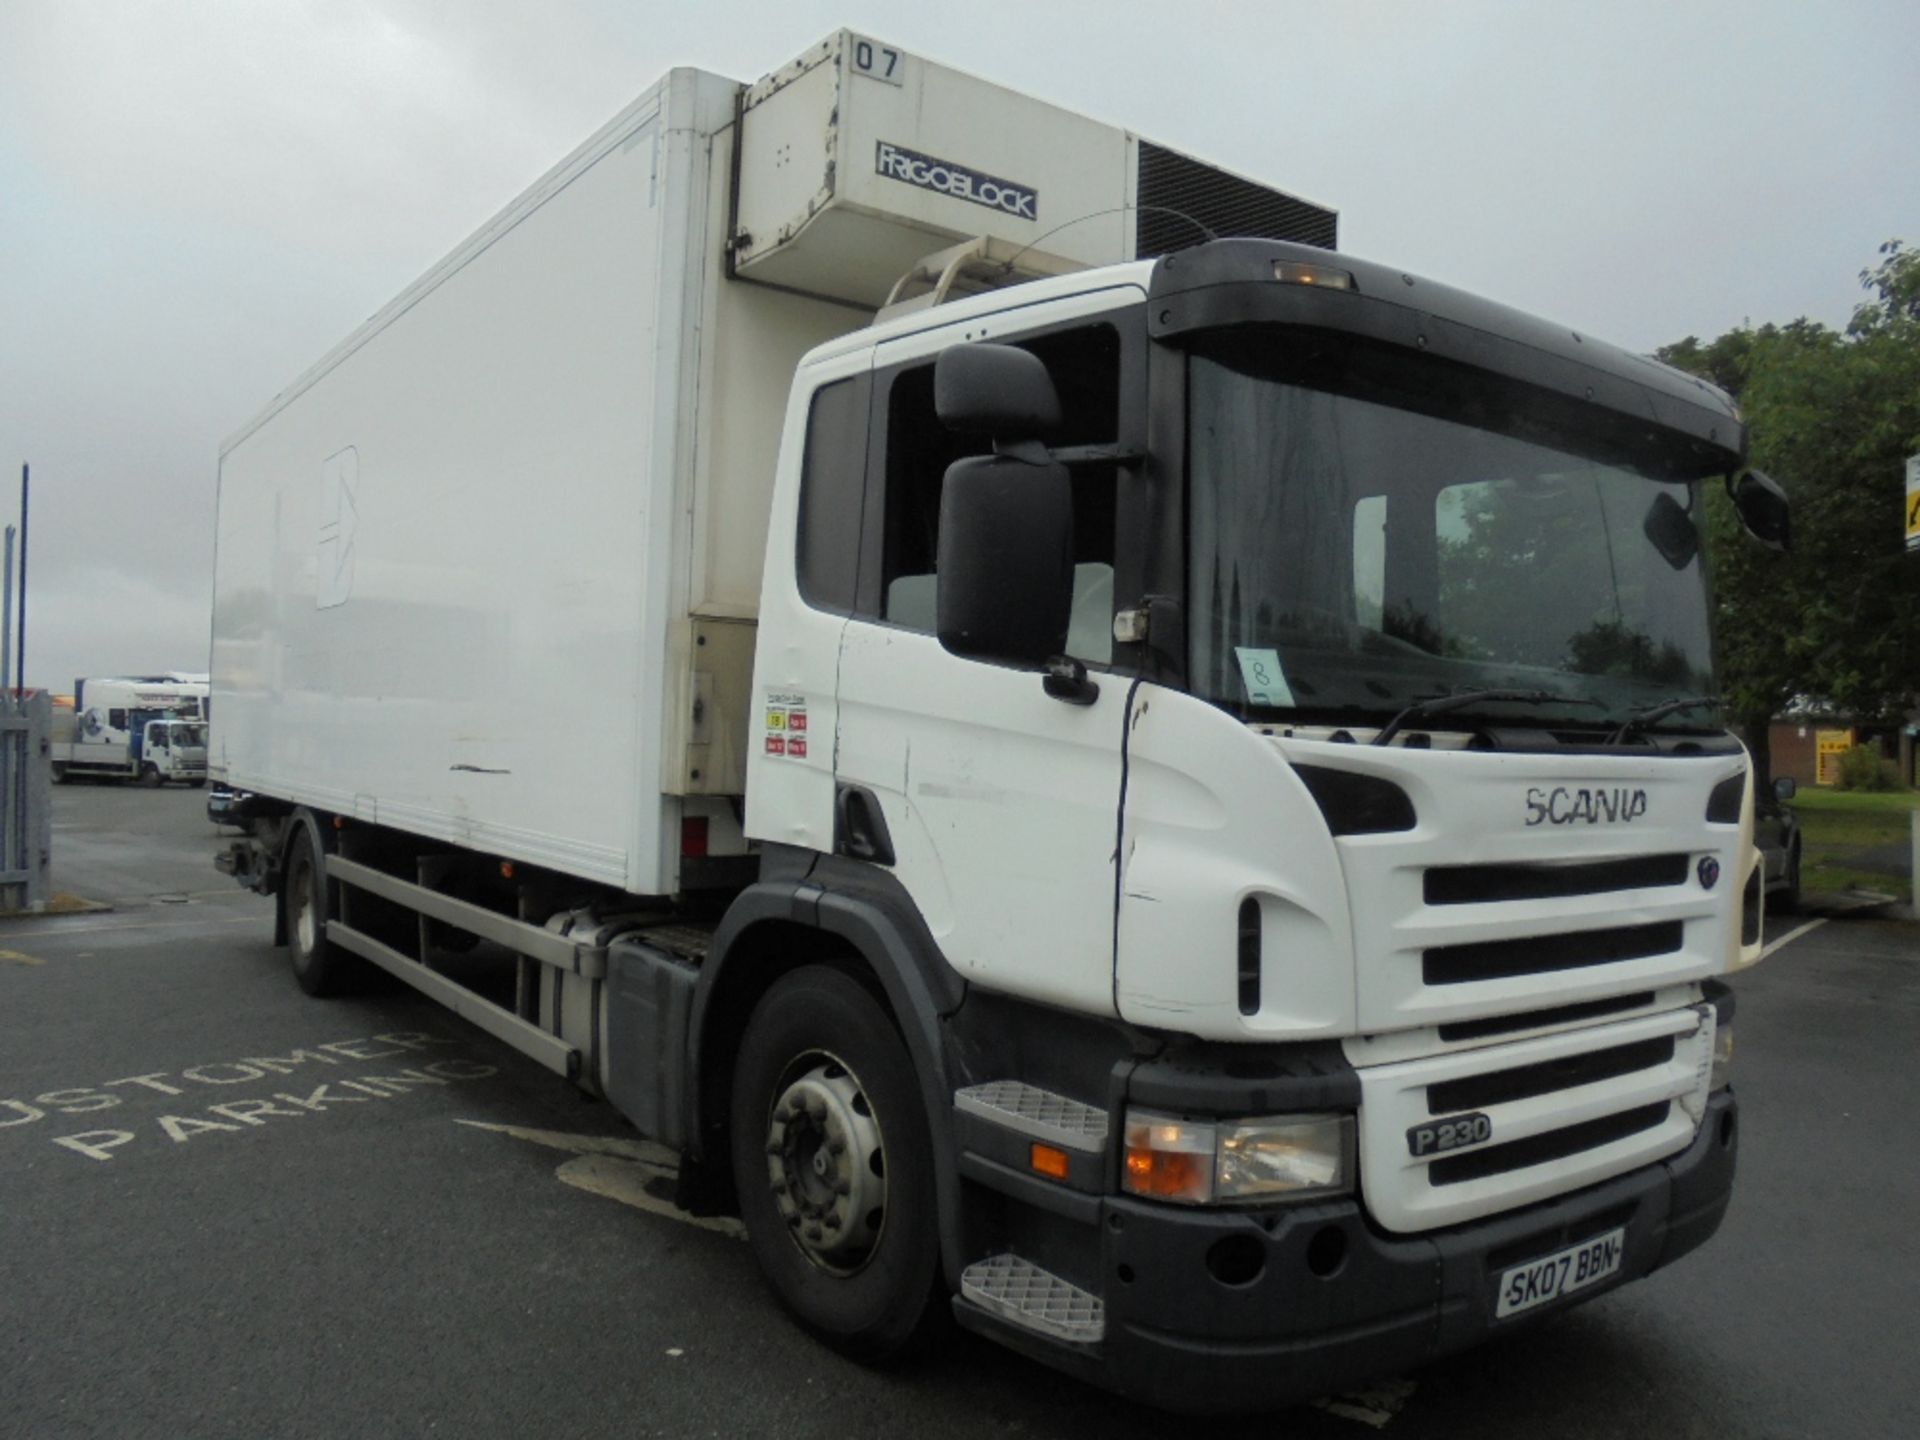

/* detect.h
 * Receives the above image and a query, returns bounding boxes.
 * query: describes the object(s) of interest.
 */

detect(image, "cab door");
[831,289,1146,1016]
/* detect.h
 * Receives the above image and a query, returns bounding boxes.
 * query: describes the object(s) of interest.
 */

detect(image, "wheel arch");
[687,862,968,1281]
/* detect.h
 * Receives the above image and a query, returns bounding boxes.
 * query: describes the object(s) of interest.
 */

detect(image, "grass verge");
[1790,787,1916,895]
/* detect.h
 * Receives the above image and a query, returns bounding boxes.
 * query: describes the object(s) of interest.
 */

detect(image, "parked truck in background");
[211,33,1790,1412]
[53,675,209,785]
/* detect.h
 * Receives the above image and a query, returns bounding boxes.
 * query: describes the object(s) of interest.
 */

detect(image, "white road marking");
[1761,917,1828,960]
[1311,1377,1417,1428]
[1,913,260,939]
[12,1032,465,1143]
[108,887,252,903]
[457,1119,746,1239]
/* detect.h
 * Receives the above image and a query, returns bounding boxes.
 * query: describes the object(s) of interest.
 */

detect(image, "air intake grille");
[1427,1035,1677,1116]
[1424,921,1685,986]
[1136,141,1337,257]
[1425,853,1690,905]
[1428,1102,1673,1186]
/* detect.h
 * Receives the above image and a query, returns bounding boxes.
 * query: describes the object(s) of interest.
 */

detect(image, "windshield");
[174,723,207,747]
[1187,337,1718,734]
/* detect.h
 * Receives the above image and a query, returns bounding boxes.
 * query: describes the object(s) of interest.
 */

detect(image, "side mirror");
[1726,469,1791,552]
[1773,775,1797,802]
[935,343,1061,456]
[935,456,1073,667]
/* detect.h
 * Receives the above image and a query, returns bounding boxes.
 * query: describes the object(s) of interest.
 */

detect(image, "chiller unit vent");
[1136,140,1337,257]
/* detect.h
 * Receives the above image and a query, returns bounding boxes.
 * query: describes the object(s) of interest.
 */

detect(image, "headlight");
[1711,1018,1734,1091]
[1122,1110,1354,1205]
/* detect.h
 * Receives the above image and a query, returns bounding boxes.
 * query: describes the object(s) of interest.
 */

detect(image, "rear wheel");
[285,826,358,996]
[729,965,942,1363]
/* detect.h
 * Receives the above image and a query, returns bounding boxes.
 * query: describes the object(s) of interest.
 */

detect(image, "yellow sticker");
[766,709,786,730]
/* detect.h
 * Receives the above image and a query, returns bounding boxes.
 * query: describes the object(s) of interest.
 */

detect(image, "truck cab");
[725,240,1774,1404]
[132,715,209,787]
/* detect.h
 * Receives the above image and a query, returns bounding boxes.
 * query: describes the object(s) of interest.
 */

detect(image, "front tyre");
[140,763,162,788]
[729,965,942,1363]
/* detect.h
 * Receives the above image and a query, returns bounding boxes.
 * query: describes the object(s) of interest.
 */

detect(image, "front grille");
[1438,991,1656,1043]
[1428,1102,1672,1186]
[1424,853,1689,905]
[1427,1036,1676,1115]
[1135,141,1337,257]
[1356,1007,1713,1232]
[1424,921,1685,985]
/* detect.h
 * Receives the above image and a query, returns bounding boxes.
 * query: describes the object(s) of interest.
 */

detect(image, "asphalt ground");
[2,784,1916,1438]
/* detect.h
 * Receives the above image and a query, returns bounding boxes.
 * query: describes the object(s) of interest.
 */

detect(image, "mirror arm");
[1049,443,1146,468]
[988,440,1146,468]
[1042,655,1100,706]
[991,436,1053,466]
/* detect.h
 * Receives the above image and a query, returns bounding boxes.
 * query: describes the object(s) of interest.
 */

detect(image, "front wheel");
[140,763,163,788]
[729,965,943,1363]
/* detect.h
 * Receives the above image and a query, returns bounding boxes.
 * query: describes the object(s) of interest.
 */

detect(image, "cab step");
[959,1254,1105,1344]
[953,1081,1108,1152]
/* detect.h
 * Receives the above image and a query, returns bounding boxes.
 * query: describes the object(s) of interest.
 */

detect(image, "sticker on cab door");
[764,693,809,760]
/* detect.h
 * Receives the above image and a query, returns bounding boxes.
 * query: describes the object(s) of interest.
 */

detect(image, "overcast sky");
[2,0,1915,691]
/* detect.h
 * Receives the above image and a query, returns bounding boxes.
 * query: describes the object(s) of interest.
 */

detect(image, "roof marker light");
[1273,260,1354,290]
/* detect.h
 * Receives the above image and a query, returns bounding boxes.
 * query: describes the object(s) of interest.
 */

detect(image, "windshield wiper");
[1605,694,1720,744]
[1372,690,1602,747]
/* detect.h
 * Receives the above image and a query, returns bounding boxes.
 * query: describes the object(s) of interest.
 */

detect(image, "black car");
[1755,776,1802,914]
[206,784,255,829]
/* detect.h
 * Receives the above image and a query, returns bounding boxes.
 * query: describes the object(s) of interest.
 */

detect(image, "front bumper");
[955,1089,1737,1414]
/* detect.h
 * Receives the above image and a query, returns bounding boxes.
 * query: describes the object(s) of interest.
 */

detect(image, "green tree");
[1657,242,1920,786]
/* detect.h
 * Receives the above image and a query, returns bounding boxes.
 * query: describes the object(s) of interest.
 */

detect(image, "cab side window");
[872,324,1121,665]
[794,376,870,614]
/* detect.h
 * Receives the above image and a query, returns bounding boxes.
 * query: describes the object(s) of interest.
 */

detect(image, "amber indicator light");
[1029,1143,1070,1181]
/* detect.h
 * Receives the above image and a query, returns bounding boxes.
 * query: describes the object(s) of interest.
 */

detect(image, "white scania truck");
[211,32,1790,1411]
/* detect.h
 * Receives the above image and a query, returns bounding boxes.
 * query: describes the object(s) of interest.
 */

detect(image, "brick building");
[1767,713,1918,788]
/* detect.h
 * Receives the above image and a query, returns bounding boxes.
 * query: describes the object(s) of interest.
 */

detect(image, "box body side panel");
[212,86,720,892]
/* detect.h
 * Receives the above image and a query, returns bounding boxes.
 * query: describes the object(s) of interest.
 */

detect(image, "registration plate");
[1495,1227,1625,1319]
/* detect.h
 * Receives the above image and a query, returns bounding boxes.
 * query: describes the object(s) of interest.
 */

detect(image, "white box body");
[212,67,859,895]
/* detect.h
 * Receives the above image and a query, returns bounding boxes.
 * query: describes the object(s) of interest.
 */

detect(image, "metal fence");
[0,523,51,912]
[0,692,51,912]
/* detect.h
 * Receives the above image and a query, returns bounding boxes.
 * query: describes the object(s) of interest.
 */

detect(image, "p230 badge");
[1408,1111,1492,1158]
